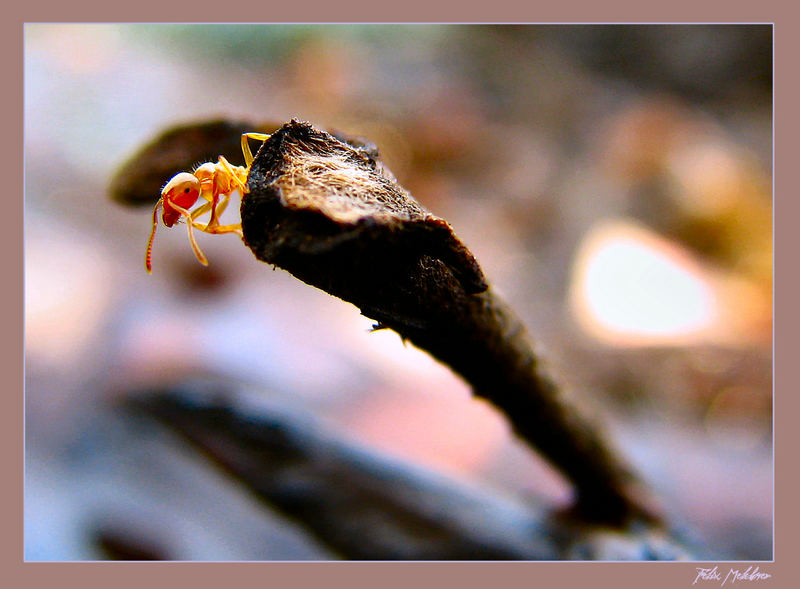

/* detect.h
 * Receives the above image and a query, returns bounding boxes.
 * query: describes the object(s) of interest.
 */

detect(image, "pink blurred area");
[24,24,772,560]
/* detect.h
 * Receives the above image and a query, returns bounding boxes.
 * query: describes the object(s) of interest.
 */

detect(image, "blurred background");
[24,24,772,560]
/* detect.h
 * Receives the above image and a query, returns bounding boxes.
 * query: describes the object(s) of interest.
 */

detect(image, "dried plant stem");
[240,120,661,527]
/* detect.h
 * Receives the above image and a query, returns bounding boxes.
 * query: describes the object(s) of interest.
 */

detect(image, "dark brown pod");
[109,119,280,207]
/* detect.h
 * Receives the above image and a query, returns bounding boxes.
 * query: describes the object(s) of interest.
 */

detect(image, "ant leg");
[197,183,227,232]
[204,158,245,230]
[204,222,243,238]
[189,198,242,238]
[217,156,249,194]
[199,198,243,237]
[188,201,213,230]
[208,189,223,229]
[209,191,232,223]
[193,223,243,239]
[170,202,209,266]
[241,132,271,167]
[204,187,242,237]
[188,200,230,232]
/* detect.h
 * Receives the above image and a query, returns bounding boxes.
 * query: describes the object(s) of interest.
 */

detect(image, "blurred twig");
[127,386,560,560]
[126,384,694,560]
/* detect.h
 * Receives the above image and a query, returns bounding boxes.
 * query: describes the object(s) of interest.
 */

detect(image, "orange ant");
[145,132,271,273]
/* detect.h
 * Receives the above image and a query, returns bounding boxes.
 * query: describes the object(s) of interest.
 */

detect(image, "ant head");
[161,172,201,197]
[161,172,201,227]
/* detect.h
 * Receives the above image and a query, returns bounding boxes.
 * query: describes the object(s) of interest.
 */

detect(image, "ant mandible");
[145,132,271,274]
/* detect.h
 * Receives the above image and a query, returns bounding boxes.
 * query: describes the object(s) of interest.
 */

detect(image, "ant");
[145,132,271,274]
